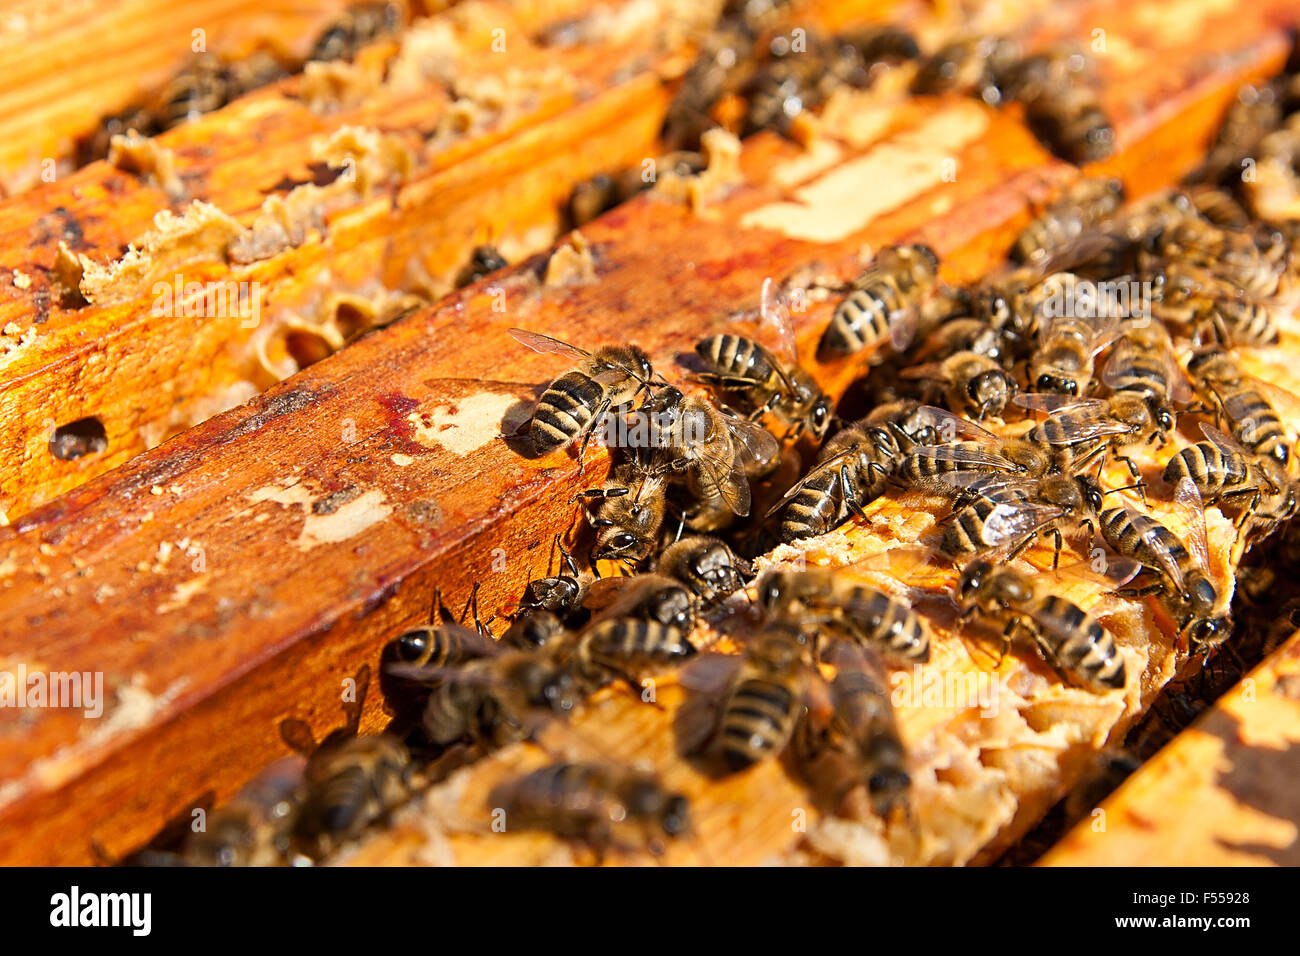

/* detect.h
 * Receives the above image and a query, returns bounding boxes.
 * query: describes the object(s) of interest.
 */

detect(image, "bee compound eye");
[396,629,429,661]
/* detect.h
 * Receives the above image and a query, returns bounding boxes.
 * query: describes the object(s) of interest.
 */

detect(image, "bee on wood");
[817,244,943,358]
[765,420,902,542]
[680,626,812,772]
[455,245,509,288]
[308,1,403,63]
[182,757,306,867]
[379,585,499,722]
[757,565,928,664]
[510,328,657,461]
[956,558,1128,692]
[1002,48,1114,163]
[795,645,910,820]
[1011,177,1124,267]
[567,153,704,228]
[509,536,593,628]
[694,286,832,443]
[1163,422,1296,538]
[656,535,754,606]
[488,762,690,859]
[900,350,1018,420]
[1186,351,1296,469]
[1101,479,1231,654]
[579,456,669,566]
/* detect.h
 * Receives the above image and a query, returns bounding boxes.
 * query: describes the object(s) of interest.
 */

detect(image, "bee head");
[652,587,696,632]
[756,571,786,612]
[913,243,940,273]
[593,529,650,561]
[1075,475,1104,513]
[1186,615,1229,653]
[868,767,911,817]
[1269,442,1291,468]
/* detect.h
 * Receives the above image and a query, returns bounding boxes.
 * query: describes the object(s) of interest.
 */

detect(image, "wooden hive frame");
[3,0,1300,866]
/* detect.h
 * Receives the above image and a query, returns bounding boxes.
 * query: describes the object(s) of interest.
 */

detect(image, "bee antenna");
[1103,482,1144,496]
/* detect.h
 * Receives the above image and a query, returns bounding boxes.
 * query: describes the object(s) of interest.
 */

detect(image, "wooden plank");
[0,0,357,194]
[1039,630,1300,866]
[0,0,736,521]
[1,0,1293,866]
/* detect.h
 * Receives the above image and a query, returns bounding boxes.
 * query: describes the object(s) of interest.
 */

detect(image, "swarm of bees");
[141,24,1300,867]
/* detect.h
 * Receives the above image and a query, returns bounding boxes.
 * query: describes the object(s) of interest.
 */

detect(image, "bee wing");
[849,545,954,603]
[1024,229,1117,277]
[726,415,782,469]
[1170,476,1212,571]
[763,448,858,519]
[760,276,799,364]
[1013,393,1107,415]
[931,470,1032,496]
[909,404,997,442]
[679,653,743,694]
[1115,498,1187,591]
[887,303,920,352]
[1053,555,1144,590]
[981,501,1065,548]
[696,445,753,517]
[508,328,592,361]
[1247,374,1300,425]
[910,443,1019,471]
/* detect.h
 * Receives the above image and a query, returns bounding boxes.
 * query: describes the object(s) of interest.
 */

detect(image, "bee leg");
[1116,581,1165,598]
[1051,528,1063,569]
[1114,454,1146,502]
[1005,534,1036,562]
[575,398,613,467]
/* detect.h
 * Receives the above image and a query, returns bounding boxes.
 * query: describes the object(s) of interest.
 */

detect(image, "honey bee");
[567,153,704,228]
[181,757,306,867]
[956,559,1128,692]
[681,626,812,772]
[817,244,943,358]
[510,536,592,627]
[656,535,754,606]
[1186,185,1252,230]
[757,566,928,664]
[278,666,418,858]
[583,573,697,634]
[693,330,831,442]
[510,328,656,460]
[1011,177,1124,267]
[580,457,669,565]
[159,54,231,129]
[901,350,1018,420]
[1196,82,1282,187]
[940,472,1106,567]
[1162,422,1296,539]
[379,586,500,722]
[1155,261,1281,347]
[1018,71,1115,164]
[912,35,1019,104]
[308,2,402,63]
[765,420,902,541]
[661,20,758,151]
[395,647,582,752]
[1098,319,1187,414]
[567,615,697,692]
[896,406,1094,491]
[1101,479,1231,653]
[1186,351,1295,468]
[455,245,509,288]
[742,33,828,136]
[640,385,781,520]
[795,645,910,820]
[911,316,1023,367]
[1014,391,1172,485]
[292,734,414,858]
[1028,311,1119,396]
[488,762,690,859]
